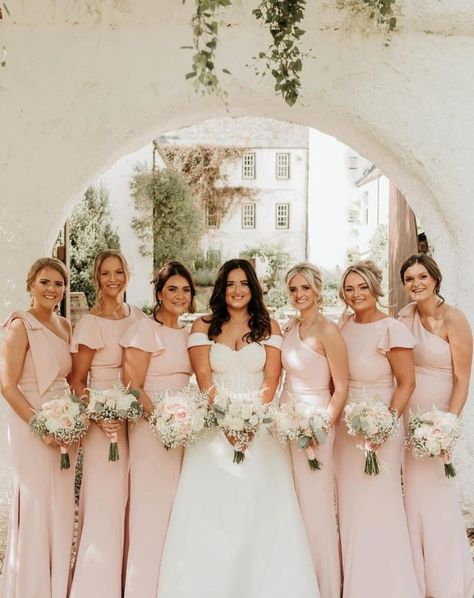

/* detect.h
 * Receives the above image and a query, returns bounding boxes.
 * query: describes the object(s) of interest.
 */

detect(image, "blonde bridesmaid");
[121,262,194,597]
[281,263,347,598]
[69,250,144,598]
[399,253,474,598]
[0,257,76,598]
[334,260,420,598]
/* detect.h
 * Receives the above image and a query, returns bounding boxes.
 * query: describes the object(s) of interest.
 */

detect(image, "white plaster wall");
[1,0,474,519]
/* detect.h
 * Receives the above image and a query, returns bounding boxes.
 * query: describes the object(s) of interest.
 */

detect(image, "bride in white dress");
[158,259,319,598]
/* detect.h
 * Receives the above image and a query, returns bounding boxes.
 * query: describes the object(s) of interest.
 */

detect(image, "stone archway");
[1,0,473,515]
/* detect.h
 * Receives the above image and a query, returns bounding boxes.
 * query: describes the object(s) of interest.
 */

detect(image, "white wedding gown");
[157,335,320,598]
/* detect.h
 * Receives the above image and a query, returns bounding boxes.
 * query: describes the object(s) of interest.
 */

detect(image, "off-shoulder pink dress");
[0,311,76,598]
[281,321,341,598]
[334,316,420,598]
[69,305,144,598]
[399,303,474,598]
[120,317,192,598]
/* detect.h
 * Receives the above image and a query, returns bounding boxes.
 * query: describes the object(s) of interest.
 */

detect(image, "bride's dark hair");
[204,258,271,343]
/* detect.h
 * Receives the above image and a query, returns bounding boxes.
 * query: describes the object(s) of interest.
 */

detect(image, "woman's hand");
[40,434,67,449]
[97,419,122,438]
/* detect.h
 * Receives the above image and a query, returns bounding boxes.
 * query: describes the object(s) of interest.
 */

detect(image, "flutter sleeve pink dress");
[0,311,76,598]
[119,317,192,598]
[334,315,420,598]
[281,321,341,598]
[69,305,144,598]
[399,302,474,598]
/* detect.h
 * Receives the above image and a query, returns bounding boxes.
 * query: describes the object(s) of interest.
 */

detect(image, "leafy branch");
[184,0,232,99]
[252,0,307,107]
[0,3,10,68]
[337,0,397,39]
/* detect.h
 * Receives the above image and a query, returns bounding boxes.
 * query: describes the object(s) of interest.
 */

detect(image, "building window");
[206,250,221,266]
[276,153,290,179]
[363,191,369,225]
[242,152,256,179]
[242,203,256,228]
[275,203,290,229]
[206,205,219,228]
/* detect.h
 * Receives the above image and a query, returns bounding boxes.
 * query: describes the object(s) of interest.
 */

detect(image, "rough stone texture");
[0,0,473,520]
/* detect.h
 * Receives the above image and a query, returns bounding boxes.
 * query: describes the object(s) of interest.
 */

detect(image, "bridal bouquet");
[87,384,143,461]
[211,388,272,464]
[272,396,331,471]
[406,408,461,478]
[30,390,89,470]
[149,386,212,449]
[343,399,400,476]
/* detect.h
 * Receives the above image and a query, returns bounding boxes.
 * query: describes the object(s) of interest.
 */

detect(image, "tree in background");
[69,185,120,306]
[130,165,204,270]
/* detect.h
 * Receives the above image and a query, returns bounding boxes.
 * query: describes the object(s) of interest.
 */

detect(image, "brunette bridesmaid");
[0,258,76,598]
[399,253,474,598]
[121,262,194,597]
[281,263,348,598]
[334,260,419,598]
[69,250,144,598]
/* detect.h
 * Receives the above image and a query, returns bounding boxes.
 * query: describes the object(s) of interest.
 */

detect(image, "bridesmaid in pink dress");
[0,257,76,598]
[281,263,348,598]
[334,260,420,598]
[399,253,474,598]
[121,262,194,597]
[69,250,144,598]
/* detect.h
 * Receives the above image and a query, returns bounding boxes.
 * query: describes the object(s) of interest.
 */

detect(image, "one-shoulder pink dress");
[334,316,420,598]
[281,322,341,598]
[69,305,144,598]
[120,318,192,598]
[399,303,474,598]
[0,311,76,598]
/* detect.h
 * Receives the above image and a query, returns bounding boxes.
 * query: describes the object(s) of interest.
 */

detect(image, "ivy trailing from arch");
[183,0,397,106]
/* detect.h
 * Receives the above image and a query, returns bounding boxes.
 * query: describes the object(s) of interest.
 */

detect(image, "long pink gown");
[334,315,420,598]
[399,302,474,598]
[120,318,191,598]
[0,311,76,598]
[281,321,341,598]
[69,305,144,598]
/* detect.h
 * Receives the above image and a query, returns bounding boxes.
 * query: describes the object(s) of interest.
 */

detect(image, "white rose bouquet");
[406,408,461,478]
[272,395,331,471]
[87,384,143,461]
[343,398,400,476]
[149,386,212,449]
[211,388,272,464]
[30,390,89,470]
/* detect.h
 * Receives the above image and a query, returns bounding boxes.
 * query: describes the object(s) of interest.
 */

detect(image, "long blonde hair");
[285,262,324,308]
[92,250,130,316]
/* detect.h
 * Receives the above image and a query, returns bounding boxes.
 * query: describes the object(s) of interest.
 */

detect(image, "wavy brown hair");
[205,259,271,343]
[153,261,196,323]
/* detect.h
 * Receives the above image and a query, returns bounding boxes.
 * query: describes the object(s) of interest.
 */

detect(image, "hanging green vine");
[252,0,307,107]
[0,3,10,68]
[337,0,397,37]
[183,0,397,105]
[183,0,232,99]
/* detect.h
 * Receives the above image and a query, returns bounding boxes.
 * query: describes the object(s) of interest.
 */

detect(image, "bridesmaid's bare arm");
[122,347,154,416]
[188,317,215,403]
[321,320,349,424]
[260,320,282,404]
[387,348,416,415]
[445,308,473,416]
[0,319,35,423]
[69,345,95,400]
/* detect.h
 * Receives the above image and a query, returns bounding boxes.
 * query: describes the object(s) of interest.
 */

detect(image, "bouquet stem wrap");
[343,398,400,476]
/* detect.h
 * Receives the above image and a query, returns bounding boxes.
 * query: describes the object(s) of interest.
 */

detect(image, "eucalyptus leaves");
[184,0,397,106]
